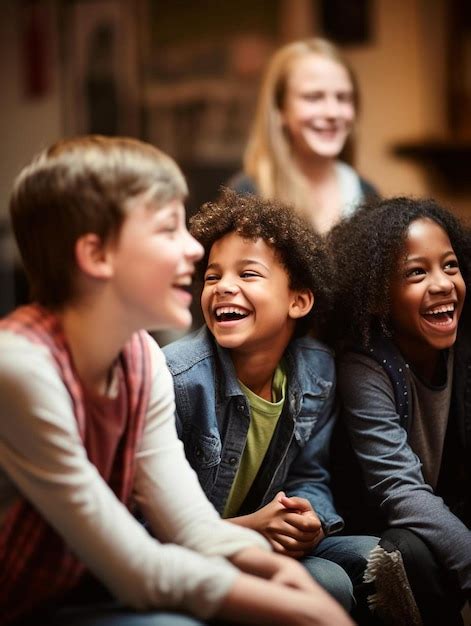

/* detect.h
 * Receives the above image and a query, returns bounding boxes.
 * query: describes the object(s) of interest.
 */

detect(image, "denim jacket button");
[236,402,245,413]
[195,448,202,458]
[229,456,237,465]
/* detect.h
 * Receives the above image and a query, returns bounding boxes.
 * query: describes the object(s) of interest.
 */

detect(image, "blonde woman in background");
[230,37,378,234]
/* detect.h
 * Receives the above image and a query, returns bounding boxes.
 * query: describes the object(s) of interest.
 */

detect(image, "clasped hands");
[241,491,325,558]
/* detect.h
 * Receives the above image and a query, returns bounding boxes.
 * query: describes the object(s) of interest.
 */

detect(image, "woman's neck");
[292,153,342,232]
[294,150,337,184]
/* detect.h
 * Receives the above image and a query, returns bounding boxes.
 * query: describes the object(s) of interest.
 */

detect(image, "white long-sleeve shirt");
[0,330,269,618]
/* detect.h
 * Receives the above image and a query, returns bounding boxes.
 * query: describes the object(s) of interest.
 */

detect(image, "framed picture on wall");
[447,0,471,137]
[141,0,278,167]
[319,0,372,45]
[60,0,140,137]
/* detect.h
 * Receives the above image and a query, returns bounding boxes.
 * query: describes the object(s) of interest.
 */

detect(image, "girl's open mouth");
[421,303,456,328]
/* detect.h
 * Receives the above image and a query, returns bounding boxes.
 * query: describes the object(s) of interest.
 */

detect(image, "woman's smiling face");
[280,53,355,161]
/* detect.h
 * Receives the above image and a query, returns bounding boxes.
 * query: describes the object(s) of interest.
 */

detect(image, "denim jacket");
[163,326,343,534]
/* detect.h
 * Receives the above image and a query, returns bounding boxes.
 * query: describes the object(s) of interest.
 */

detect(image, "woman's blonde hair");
[244,38,358,216]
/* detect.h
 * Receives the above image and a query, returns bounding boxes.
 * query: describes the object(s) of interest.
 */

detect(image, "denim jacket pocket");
[293,383,332,446]
[183,426,222,492]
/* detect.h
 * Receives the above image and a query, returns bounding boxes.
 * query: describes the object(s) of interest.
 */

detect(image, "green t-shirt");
[223,363,287,518]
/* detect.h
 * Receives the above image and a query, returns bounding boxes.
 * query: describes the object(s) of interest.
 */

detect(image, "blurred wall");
[0,0,62,312]
[0,0,62,218]
[345,0,440,197]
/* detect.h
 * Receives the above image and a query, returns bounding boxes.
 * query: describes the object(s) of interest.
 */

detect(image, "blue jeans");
[13,600,242,626]
[15,602,258,626]
[11,581,220,626]
[36,603,207,626]
[11,570,246,626]
[301,534,379,613]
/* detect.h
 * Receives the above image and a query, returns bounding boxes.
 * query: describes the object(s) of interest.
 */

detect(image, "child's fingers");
[270,519,320,542]
[283,511,322,534]
[270,537,305,559]
[269,537,291,554]
[270,531,319,554]
[279,494,312,512]
[266,512,319,540]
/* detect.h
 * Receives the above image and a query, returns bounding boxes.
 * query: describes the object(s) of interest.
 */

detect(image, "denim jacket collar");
[206,328,332,413]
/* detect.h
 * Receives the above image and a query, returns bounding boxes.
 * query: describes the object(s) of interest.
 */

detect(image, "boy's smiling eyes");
[204,270,262,282]
[204,260,269,283]
[155,213,178,234]
[159,224,177,234]
[151,203,184,234]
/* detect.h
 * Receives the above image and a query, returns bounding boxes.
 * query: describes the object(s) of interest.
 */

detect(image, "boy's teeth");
[215,305,249,321]
[216,306,245,315]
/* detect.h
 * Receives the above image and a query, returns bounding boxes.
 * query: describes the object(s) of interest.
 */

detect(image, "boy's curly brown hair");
[327,195,471,349]
[189,188,333,337]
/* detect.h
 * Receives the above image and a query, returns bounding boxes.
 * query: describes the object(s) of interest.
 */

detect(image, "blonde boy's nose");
[186,232,204,261]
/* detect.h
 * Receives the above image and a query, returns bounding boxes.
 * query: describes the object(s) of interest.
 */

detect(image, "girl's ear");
[75,233,114,279]
[289,289,314,319]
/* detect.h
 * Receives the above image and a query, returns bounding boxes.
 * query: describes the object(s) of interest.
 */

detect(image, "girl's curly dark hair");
[189,188,333,337]
[327,196,471,349]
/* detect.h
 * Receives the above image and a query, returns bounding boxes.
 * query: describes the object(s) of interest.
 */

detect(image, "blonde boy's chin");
[150,310,193,334]
[168,310,193,333]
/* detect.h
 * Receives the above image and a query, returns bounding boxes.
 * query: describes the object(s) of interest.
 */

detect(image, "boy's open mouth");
[172,277,193,294]
[214,306,250,322]
[174,284,192,295]
[421,303,456,326]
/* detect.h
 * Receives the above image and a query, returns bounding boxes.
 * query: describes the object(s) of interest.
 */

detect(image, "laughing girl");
[229,38,378,234]
[328,197,471,626]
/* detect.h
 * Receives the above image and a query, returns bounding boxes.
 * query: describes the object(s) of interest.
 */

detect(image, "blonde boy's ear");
[289,289,314,319]
[75,233,114,279]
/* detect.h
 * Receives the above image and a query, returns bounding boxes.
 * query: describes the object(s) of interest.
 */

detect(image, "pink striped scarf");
[0,304,152,624]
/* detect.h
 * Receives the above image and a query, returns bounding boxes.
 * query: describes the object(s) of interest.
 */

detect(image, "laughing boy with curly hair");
[163,189,378,620]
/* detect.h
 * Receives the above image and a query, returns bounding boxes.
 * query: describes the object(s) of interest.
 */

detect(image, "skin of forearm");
[215,573,354,626]
[229,546,281,579]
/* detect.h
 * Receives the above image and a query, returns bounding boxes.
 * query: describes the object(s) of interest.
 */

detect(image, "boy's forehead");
[207,232,282,267]
[130,191,184,214]
[210,232,266,252]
